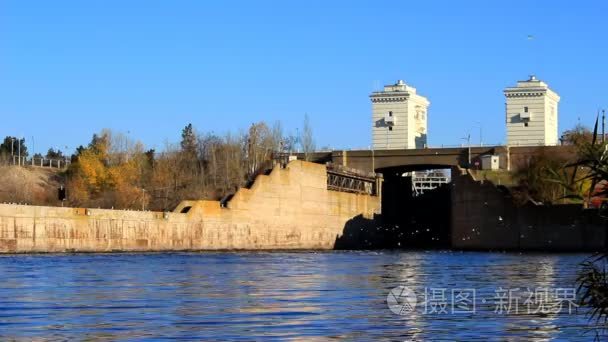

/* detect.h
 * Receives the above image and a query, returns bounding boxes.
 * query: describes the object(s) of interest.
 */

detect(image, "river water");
[0,251,598,341]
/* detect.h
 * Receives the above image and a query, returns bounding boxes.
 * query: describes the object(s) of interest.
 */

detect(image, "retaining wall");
[451,168,606,251]
[0,161,380,253]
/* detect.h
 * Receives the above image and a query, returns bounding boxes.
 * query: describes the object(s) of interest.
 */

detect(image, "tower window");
[524,106,529,113]
[524,122,529,127]
[389,126,393,131]
[388,111,393,117]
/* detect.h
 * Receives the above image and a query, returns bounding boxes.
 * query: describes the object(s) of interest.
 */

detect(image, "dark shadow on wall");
[451,168,608,252]
[401,183,452,248]
[336,166,608,251]
[334,214,401,249]
[335,167,454,250]
[380,170,452,249]
[334,183,453,250]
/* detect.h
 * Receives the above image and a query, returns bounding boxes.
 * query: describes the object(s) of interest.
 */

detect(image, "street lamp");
[476,122,483,146]
[461,134,471,168]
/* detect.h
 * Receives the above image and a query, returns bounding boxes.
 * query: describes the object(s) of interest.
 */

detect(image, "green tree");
[0,136,28,158]
[181,123,197,155]
[45,148,64,160]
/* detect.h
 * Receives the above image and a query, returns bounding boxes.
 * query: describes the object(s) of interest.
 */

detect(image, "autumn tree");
[511,149,577,204]
[561,124,593,146]
[66,130,150,209]
[63,120,297,210]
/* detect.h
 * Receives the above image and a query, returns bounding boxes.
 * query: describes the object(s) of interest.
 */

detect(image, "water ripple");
[0,251,594,340]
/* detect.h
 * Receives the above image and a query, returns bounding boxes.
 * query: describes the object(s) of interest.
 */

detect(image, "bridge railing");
[313,141,566,152]
[426,143,503,148]
[314,144,505,151]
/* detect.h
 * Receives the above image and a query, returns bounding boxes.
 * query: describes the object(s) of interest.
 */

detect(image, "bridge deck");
[297,145,576,173]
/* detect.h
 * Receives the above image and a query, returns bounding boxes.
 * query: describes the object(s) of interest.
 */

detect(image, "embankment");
[0,161,380,253]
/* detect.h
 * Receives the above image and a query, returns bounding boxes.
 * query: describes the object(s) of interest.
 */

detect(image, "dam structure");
[1,76,602,253]
[0,161,380,253]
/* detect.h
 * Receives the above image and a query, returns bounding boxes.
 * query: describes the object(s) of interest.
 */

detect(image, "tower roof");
[369,80,430,105]
[504,75,560,101]
[371,80,417,94]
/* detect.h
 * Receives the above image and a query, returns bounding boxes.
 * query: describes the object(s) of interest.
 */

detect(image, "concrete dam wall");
[451,168,607,251]
[0,161,380,253]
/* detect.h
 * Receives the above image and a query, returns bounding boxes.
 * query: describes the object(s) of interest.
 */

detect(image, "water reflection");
[0,252,592,340]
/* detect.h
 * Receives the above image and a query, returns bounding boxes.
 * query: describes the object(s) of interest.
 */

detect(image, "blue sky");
[1,1,607,154]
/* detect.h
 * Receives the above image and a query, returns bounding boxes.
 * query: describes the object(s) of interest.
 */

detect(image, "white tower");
[504,75,560,146]
[370,80,430,149]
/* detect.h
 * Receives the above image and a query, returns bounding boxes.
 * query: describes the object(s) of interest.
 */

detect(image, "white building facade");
[370,80,430,150]
[504,75,560,146]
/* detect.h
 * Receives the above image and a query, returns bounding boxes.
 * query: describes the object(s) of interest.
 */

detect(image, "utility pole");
[17,137,21,166]
[10,138,14,165]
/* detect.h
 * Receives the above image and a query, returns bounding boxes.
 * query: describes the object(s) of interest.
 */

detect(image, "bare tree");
[246,122,274,177]
[271,120,284,153]
[50,121,293,210]
[300,114,316,161]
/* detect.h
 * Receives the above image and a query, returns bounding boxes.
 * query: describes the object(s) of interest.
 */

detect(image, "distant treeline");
[1,119,594,209]
[1,116,316,211]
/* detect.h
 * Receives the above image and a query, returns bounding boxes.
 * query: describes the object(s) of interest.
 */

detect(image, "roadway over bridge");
[299,145,577,174]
